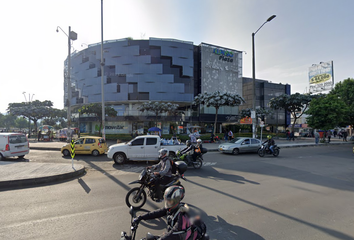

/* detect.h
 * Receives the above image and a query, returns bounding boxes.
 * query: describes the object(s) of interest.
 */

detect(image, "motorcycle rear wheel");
[258,149,265,157]
[125,187,147,209]
[193,158,203,169]
[273,148,280,157]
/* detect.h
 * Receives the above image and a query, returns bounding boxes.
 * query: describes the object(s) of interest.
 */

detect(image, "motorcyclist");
[132,185,209,240]
[147,149,173,199]
[263,135,275,153]
[180,140,195,165]
[192,139,203,161]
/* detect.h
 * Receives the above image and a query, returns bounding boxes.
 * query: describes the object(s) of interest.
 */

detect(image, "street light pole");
[252,15,276,139]
[56,26,77,142]
[101,0,106,140]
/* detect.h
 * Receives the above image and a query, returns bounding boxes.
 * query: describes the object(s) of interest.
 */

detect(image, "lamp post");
[252,15,276,139]
[56,26,77,142]
[101,0,106,140]
[22,92,35,138]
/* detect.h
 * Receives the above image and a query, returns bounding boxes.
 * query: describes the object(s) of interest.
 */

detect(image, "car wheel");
[63,149,70,157]
[114,152,126,164]
[18,155,25,159]
[232,148,239,155]
[92,150,99,156]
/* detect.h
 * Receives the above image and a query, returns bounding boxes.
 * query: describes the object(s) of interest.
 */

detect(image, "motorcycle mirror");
[129,206,134,217]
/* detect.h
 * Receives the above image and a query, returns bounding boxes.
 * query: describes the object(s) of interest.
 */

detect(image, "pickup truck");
[107,135,185,164]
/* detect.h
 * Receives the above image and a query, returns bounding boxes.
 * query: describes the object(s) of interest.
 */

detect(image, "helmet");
[158,148,169,158]
[164,185,184,210]
[186,140,191,146]
[197,139,202,143]
[267,135,272,140]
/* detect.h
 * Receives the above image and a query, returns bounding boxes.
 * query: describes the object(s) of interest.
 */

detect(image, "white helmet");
[197,139,202,143]
[158,148,169,158]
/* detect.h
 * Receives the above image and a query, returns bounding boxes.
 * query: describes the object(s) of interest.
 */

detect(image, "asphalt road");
[1,145,354,240]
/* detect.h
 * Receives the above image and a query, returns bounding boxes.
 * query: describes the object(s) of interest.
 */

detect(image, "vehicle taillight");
[5,144,10,151]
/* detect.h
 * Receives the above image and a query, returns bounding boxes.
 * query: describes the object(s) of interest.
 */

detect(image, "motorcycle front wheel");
[193,158,203,169]
[258,148,265,157]
[125,187,147,209]
[273,148,280,157]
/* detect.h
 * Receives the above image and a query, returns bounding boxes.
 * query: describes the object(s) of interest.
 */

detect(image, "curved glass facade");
[66,38,194,107]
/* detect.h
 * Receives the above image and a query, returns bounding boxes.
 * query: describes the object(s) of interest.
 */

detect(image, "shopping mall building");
[65,37,290,135]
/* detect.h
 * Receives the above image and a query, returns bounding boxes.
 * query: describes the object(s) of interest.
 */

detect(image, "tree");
[2,115,17,130]
[138,102,179,127]
[78,103,117,136]
[15,117,28,130]
[193,91,245,135]
[7,100,58,134]
[269,93,317,132]
[305,94,349,140]
[42,108,67,127]
[330,78,354,128]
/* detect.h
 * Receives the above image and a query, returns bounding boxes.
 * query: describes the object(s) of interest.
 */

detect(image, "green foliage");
[7,100,59,133]
[138,101,179,127]
[15,117,28,129]
[330,78,354,127]
[269,93,318,131]
[193,91,245,135]
[305,94,349,130]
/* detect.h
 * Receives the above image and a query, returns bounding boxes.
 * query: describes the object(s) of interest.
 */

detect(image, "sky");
[1,0,353,114]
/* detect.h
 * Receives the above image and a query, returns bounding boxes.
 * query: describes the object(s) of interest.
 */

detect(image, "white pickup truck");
[107,135,185,164]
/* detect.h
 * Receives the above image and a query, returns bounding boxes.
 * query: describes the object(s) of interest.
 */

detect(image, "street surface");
[1,145,354,240]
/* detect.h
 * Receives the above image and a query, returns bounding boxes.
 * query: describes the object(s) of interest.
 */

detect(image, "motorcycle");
[125,161,187,209]
[258,142,280,157]
[121,207,210,240]
[174,148,207,169]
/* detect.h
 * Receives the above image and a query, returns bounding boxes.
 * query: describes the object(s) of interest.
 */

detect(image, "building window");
[117,84,120,93]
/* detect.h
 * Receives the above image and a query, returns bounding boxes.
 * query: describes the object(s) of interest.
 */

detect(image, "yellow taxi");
[61,136,108,156]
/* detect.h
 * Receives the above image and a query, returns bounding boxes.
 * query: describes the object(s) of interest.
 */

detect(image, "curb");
[0,166,86,190]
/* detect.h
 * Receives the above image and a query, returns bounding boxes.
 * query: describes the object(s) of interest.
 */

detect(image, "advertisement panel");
[240,117,252,124]
[200,43,243,94]
[309,61,334,93]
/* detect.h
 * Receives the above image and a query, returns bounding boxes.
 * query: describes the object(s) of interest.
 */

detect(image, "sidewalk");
[0,137,351,191]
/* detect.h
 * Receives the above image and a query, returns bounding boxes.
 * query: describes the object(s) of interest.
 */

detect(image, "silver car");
[218,137,261,155]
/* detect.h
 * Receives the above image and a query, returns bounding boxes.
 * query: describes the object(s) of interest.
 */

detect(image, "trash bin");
[318,130,324,138]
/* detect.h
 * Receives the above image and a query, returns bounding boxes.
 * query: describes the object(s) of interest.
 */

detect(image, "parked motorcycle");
[258,142,280,157]
[174,148,207,169]
[125,161,187,209]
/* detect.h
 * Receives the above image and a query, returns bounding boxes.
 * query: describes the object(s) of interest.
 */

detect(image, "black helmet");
[158,148,169,158]
[186,140,191,146]
[164,185,184,210]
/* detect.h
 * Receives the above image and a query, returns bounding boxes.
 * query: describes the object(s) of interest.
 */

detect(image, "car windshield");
[230,138,244,144]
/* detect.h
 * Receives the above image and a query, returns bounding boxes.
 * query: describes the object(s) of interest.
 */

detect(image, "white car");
[107,135,184,164]
[0,133,30,160]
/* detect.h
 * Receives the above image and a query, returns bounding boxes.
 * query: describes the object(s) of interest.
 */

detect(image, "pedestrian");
[314,131,320,145]
[333,130,337,138]
[210,132,214,143]
[326,130,332,143]
[224,130,228,141]
[343,130,348,142]
[286,130,290,140]
[228,130,233,141]
[38,130,41,142]
[290,131,295,141]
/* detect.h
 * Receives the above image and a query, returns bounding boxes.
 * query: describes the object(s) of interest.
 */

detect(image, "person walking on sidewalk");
[290,131,295,141]
[326,130,332,143]
[314,131,320,145]
[343,130,348,142]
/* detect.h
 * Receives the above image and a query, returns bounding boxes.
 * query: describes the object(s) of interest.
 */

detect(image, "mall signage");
[213,48,234,62]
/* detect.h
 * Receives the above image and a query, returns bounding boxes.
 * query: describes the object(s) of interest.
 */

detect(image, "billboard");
[200,43,243,94]
[309,61,334,93]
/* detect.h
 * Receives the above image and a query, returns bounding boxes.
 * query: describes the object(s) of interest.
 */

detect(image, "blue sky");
[1,0,353,113]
